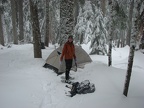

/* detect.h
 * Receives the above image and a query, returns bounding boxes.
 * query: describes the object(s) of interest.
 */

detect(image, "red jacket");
[60,41,76,61]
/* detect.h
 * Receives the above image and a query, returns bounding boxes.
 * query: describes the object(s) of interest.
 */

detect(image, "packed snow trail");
[0,44,144,108]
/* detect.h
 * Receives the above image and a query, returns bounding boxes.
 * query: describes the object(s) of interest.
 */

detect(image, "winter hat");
[68,35,73,39]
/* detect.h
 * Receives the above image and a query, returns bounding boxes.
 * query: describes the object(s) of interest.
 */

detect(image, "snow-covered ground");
[0,44,144,108]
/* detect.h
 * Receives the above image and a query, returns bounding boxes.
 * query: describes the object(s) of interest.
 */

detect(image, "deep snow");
[0,44,144,108]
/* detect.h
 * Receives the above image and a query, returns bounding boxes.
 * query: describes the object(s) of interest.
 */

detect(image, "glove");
[74,58,77,67]
[60,58,62,65]
[60,60,62,65]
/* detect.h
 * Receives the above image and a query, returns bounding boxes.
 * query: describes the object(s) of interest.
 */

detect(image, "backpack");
[67,80,95,97]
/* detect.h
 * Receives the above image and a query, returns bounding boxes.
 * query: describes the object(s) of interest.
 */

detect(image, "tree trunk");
[123,46,135,96]
[108,0,113,66]
[126,0,134,46]
[0,11,4,46]
[121,30,125,47]
[80,32,84,44]
[29,0,42,58]
[59,0,75,45]
[45,0,49,47]
[101,0,106,17]
[108,36,112,66]
[18,0,24,43]
[11,0,18,44]
[123,0,142,97]
[74,0,79,26]
[49,11,54,44]
[117,39,120,48]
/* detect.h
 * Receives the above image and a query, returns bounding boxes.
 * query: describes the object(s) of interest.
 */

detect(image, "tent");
[43,45,92,75]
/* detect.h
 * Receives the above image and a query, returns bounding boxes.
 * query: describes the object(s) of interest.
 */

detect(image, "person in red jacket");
[60,35,76,82]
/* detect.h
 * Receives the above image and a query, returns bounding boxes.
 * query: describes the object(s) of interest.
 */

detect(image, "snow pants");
[65,59,73,80]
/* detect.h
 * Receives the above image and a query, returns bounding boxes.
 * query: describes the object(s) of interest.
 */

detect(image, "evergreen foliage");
[1,0,144,52]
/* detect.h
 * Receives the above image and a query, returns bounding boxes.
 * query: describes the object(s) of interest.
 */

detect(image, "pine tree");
[23,0,32,43]
[126,0,134,46]
[45,0,50,47]
[113,0,128,48]
[123,0,144,96]
[49,0,60,44]
[75,0,107,55]
[10,0,18,44]
[0,5,4,46]
[90,1,107,55]
[29,0,42,58]
[59,0,75,45]
[18,0,24,43]
[74,1,93,44]
[108,0,114,66]
[100,0,106,17]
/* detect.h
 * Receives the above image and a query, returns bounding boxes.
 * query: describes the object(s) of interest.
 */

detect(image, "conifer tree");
[123,0,144,96]
[0,3,4,46]
[29,0,42,58]
[10,0,18,44]
[59,0,75,45]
